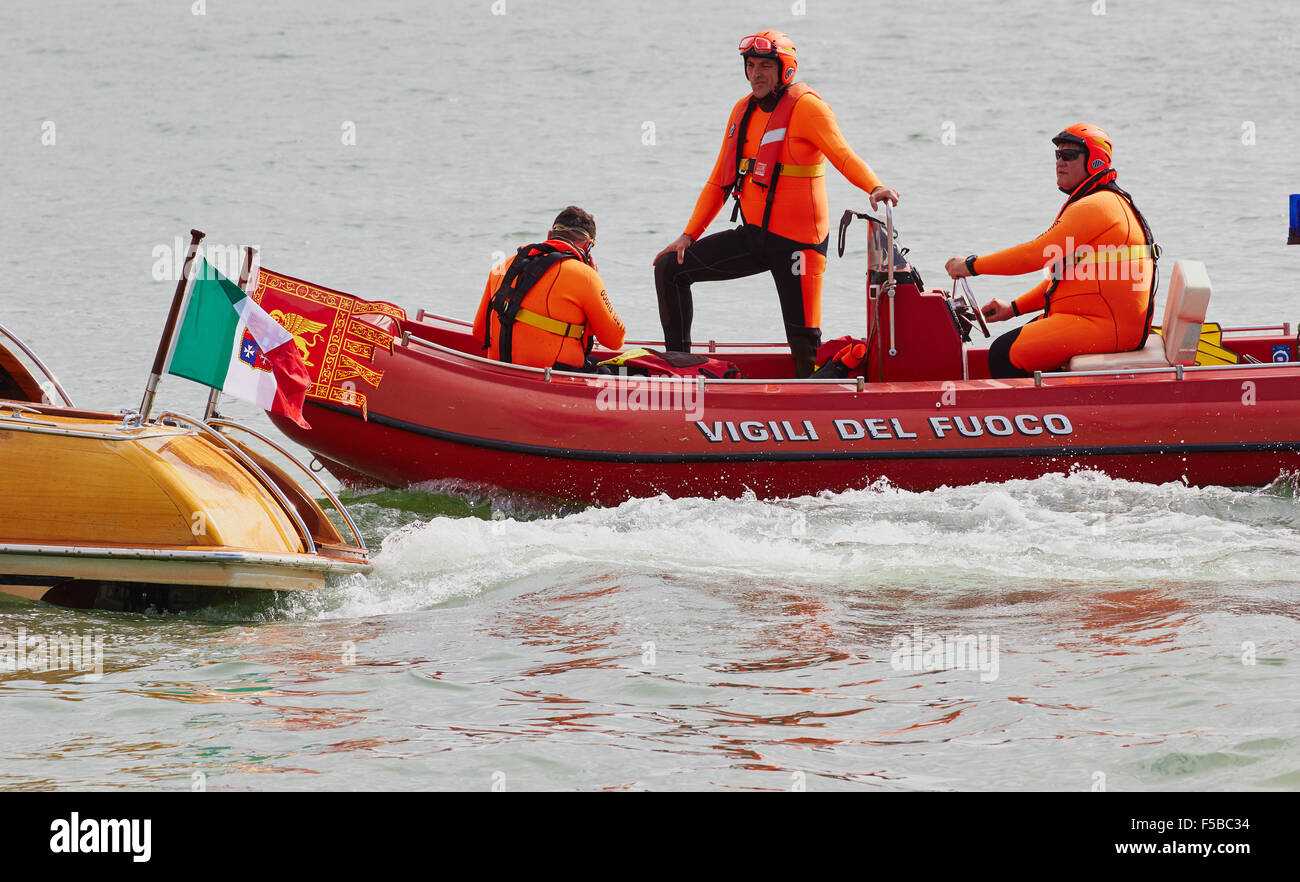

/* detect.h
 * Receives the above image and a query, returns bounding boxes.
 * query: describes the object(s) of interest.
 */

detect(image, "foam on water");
[294,472,1300,620]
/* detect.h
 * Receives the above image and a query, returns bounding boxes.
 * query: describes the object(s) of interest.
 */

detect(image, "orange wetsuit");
[473,239,625,370]
[973,182,1155,375]
[656,86,885,377]
[686,89,884,249]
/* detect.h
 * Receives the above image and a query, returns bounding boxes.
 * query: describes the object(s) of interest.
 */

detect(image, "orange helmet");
[1053,123,1113,173]
[739,30,797,85]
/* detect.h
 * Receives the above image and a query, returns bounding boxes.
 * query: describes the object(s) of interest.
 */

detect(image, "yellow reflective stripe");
[737,159,825,177]
[598,348,652,366]
[1069,244,1156,265]
[514,308,585,338]
[777,162,825,177]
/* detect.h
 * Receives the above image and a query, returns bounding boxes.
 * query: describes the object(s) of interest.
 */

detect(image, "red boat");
[261,213,1300,505]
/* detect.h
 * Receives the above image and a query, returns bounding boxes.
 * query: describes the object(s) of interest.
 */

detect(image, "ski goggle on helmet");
[1052,123,1113,173]
[739,30,797,85]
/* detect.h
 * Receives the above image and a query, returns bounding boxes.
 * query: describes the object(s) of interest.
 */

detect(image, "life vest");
[1045,169,1161,347]
[599,348,743,379]
[484,242,590,365]
[718,83,826,233]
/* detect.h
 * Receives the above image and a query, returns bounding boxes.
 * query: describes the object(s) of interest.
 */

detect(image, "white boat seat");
[1067,259,1212,372]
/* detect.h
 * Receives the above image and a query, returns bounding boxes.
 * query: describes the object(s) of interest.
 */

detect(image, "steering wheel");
[954,277,991,339]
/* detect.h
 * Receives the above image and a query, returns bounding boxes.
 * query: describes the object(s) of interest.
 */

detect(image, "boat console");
[839,207,987,383]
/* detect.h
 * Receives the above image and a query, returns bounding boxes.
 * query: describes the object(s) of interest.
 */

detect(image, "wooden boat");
[0,321,371,611]
[250,212,1300,505]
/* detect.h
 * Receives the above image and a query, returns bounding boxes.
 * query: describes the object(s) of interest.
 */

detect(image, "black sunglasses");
[1055,148,1085,161]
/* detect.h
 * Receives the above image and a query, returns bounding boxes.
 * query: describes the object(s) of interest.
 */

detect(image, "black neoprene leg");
[654,226,768,352]
[987,326,1033,378]
[753,226,825,378]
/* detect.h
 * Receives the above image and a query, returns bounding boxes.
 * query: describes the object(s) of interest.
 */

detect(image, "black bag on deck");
[599,348,743,379]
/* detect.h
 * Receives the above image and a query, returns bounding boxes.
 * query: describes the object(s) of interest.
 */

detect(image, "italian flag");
[165,254,312,428]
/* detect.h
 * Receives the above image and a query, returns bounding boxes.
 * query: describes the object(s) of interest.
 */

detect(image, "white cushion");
[1066,259,1211,372]
[1161,260,1212,365]
[1068,335,1168,372]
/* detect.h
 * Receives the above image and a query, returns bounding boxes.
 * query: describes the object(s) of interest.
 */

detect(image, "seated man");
[473,206,626,371]
[944,123,1158,377]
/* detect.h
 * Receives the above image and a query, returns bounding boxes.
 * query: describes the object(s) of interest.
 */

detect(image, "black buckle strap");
[836,209,879,258]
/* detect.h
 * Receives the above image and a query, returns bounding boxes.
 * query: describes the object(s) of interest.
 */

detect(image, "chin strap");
[1057,167,1119,213]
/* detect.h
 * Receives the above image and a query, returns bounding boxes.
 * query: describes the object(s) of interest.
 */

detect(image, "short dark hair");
[551,206,596,242]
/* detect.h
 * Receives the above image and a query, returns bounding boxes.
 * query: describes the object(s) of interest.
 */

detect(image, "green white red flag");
[164,253,311,428]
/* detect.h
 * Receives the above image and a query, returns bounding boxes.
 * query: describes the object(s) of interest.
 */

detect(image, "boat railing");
[155,411,319,556]
[404,310,1299,392]
[1216,323,1292,335]
[408,311,794,353]
[1035,360,1300,386]
[409,308,1293,356]
[0,321,74,407]
[414,310,469,326]
[0,542,371,572]
[0,411,180,440]
[400,333,872,389]
[207,418,369,554]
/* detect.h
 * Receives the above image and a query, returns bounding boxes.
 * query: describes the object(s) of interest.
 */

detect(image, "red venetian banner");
[250,267,406,419]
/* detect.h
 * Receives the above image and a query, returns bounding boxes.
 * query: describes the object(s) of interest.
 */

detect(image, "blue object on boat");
[1291,194,1299,244]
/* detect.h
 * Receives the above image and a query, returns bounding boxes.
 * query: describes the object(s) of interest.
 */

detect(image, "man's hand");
[653,234,694,265]
[980,299,1015,323]
[945,256,972,279]
[869,186,900,209]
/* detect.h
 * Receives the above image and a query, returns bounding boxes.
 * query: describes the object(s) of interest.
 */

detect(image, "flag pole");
[139,228,205,421]
[203,244,258,422]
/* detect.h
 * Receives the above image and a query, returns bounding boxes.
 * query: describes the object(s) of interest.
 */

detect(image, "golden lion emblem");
[270,310,327,367]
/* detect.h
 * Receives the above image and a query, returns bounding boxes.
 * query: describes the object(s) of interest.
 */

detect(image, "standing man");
[945,124,1158,377]
[474,206,625,372]
[653,30,900,377]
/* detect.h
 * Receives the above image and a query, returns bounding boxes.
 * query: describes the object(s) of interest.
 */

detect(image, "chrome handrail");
[207,418,368,554]
[0,410,58,427]
[1215,323,1292,334]
[396,307,1300,392]
[0,542,371,572]
[409,314,1297,348]
[884,203,897,357]
[0,415,178,440]
[154,411,317,555]
[1034,360,1300,385]
[0,321,74,407]
[411,312,798,350]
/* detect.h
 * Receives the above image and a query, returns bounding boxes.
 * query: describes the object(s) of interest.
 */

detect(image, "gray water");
[1,0,1298,791]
